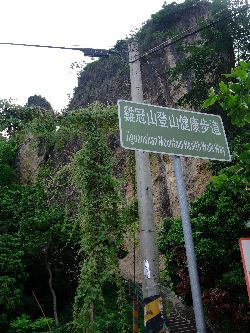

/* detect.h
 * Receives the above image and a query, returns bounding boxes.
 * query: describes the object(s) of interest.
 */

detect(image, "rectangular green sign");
[118,100,231,161]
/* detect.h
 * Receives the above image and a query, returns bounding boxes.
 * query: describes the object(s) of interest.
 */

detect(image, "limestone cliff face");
[69,1,213,110]
[15,134,44,184]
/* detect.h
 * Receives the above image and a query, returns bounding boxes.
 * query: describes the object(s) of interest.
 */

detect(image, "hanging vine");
[71,104,130,333]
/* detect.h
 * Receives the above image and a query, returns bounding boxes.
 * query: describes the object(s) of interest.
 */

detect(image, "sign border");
[239,238,250,302]
[117,99,231,162]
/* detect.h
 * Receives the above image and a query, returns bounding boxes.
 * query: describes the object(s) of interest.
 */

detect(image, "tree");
[0,139,16,185]
[0,139,26,329]
[0,136,79,331]
[204,59,250,180]
[204,60,250,127]
[0,99,45,137]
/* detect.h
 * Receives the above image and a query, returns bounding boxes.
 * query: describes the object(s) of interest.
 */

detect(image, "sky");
[0,0,180,112]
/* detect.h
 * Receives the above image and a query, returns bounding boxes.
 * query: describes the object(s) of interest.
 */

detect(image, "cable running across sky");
[0,4,248,61]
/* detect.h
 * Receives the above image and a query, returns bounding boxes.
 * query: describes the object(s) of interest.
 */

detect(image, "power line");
[0,5,248,61]
[131,4,249,63]
[0,42,81,51]
[0,42,111,57]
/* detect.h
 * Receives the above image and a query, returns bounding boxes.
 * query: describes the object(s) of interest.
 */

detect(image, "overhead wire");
[0,4,248,62]
[0,42,113,57]
[0,42,84,51]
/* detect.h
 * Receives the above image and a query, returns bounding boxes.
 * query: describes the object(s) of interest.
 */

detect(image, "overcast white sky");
[0,0,180,111]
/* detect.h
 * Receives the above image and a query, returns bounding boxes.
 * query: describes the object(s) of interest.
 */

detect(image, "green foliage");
[0,178,70,327]
[0,100,24,136]
[0,276,25,328]
[0,99,46,137]
[72,105,129,332]
[8,314,54,333]
[204,60,250,126]
[0,140,26,327]
[0,139,16,186]
[204,60,250,181]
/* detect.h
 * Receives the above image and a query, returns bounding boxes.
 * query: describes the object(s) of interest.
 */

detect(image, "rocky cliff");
[69,1,234,110]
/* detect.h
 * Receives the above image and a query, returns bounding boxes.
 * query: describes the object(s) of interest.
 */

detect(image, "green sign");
[118,100,231,161]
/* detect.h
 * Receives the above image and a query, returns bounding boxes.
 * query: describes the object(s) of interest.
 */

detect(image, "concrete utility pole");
[128,41,165,332]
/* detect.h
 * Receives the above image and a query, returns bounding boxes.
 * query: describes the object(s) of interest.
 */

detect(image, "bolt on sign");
[118,100,231,161]
[239,238,250,302]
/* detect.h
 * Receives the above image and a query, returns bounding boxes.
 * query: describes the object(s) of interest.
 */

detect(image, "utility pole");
[128,42,166,332]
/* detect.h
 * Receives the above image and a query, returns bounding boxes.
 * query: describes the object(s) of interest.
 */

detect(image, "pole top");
[128,42,139,63]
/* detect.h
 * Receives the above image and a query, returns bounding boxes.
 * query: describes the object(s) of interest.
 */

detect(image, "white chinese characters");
[123,106,222,136]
